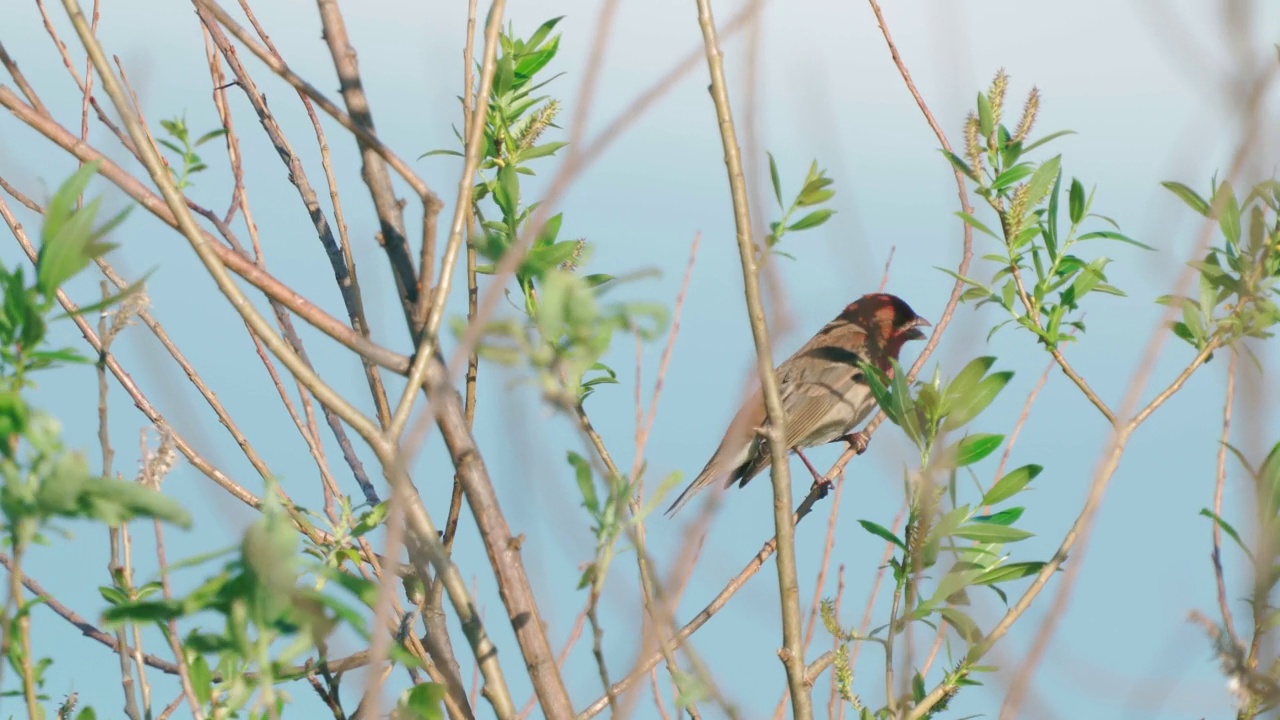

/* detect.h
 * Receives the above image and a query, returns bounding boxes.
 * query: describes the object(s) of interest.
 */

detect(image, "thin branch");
[1213,349,1241,647]
[444,0,482,553]
[152,522,206,720]
[817,0,977,485]
[52,9,511,718]
[693,0,809,716]
[314,0,420,328]
[0,39,50,115]
[578,494,835,718]
[1005,264,1117,425]
[390,0,504,438]
[191,0,431,200]
[0,85,411,375]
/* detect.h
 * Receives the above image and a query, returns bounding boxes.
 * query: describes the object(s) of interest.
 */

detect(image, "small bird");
[665,293,929,516]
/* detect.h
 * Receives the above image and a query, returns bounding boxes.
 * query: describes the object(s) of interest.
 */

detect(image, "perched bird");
[665,293,929,516]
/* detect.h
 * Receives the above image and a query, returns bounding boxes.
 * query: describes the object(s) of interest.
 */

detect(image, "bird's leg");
[794,447,833,498]
[839,430,871,455]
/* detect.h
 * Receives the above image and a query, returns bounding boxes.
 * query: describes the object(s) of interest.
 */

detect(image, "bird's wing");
[778,345,872,448]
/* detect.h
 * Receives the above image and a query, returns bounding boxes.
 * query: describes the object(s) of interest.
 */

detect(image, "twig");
[578,495,833,718]
[774,474,846,719]
[1213,349,1241,648]
[314,0,421,327]
[390,0,504,438]
[0,85,413,374]
[0,39,50,115]
[191,0,431,199]
[693,0,809,716]
[152,522,206,720]
[817,0,977,486]
[828,564,846,720]
[52,8,510,718]
[444,0,482,554]
[97,282,142,720]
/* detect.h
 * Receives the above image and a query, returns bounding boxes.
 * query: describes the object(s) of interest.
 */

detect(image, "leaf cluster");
[1158,178,1280,353]
[943,72,1149,348]
[763,153,837,259]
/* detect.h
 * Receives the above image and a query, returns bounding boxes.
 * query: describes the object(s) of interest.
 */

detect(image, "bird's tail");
[664,459,723,516]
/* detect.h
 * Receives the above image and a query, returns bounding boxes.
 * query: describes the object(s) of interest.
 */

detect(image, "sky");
[3,0,1280,718]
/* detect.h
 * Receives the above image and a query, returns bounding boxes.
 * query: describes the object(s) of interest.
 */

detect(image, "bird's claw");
[841,431,870,455]
[811,476,834,499]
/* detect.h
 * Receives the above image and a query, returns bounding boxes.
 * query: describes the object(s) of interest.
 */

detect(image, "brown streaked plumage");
[665,293,929,516]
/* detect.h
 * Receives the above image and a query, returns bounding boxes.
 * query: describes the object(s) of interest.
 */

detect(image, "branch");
[390,0,504,439]
[54,6,515,717]
[0,85,411,375]
[314,0,420,327]
[694,0,809,716]
[577,490,835,718]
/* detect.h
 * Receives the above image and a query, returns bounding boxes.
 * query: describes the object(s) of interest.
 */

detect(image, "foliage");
[0,162,187,716]
[1157,178,1280,354]
[763,154,838,259]
[942,71,1151,347]
[157,116,227,190]
[431,17,668,407]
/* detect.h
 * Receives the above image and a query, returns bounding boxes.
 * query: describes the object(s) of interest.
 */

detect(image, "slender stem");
[693,1,809,715]
[1214,349,1241,648]
[389,0,504,439]
[10,546,38,718]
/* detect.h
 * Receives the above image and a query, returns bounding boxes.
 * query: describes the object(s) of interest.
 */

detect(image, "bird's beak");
[901,316,931,341]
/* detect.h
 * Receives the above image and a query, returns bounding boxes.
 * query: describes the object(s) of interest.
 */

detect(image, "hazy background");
[3,0,1279,717]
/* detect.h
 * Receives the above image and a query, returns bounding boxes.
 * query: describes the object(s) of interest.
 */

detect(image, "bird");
[665,293,929,516]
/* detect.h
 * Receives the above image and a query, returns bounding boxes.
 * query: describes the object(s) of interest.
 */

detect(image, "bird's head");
[845,293,930,356]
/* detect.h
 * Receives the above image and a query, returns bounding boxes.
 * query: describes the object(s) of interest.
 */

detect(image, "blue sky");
[3,0,1280,717]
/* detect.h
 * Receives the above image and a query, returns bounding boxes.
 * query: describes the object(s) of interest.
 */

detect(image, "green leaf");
[517,140,568,163]
[857,519,906,551]
[940,149,980,183]
[1075,230,1154,250]
[859,363,894,421]
[973,507,1023,525]
[398,682,446,720]
[991,163,1037,191]
[38,462,192,528]
[983,464,1042,506]
[1215,181,1241,247]
[955,212,1000,240]
[1024,157,1060,208]
[493,165,520,220]
[189,653,213,706]
[976,561,1046,586]
[767,152,783,208]
[1020,129,1076,154]
[950,434,1003,467]
[55,271,152,322]
[787,208,835,232]
[976,92,993,140]
[38,161,105,296]
[939,607,982,643]
[1199,508,1253,562]
[1161,181,1211,216]
[493,51,515,98]
[952,522,1033,543]
[535,213,564,248]
[568,451,599,516]
[1068,178,1086,225]
[524,240,582,277]
[195,128,228,146]
[352,502,389,537]
[525,16,566,53]
[943,370,1011,431]
[420,148,465,159]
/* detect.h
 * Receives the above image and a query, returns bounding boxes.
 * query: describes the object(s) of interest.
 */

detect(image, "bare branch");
[693,0,809,716]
